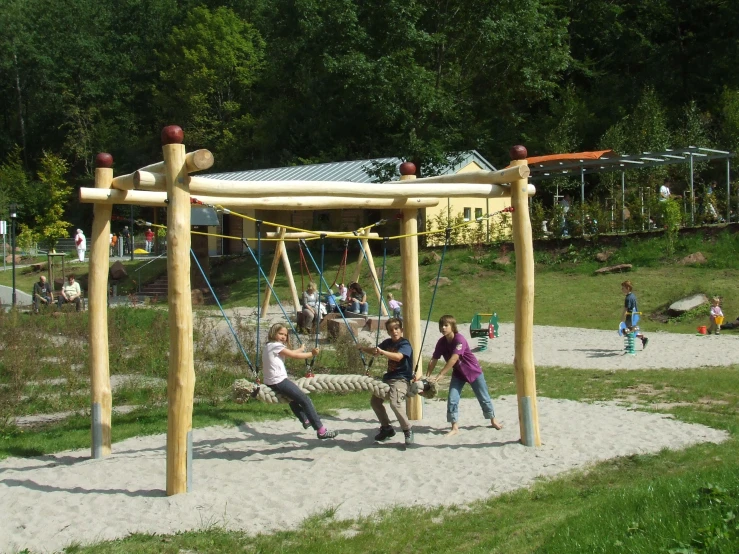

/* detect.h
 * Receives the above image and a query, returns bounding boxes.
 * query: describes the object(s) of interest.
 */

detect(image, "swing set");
[80,126,540,496]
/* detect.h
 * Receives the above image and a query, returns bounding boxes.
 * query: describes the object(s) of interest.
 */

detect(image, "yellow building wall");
[424,161,512,244]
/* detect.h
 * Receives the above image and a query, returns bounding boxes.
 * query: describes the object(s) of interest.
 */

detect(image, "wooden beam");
[149,176,531,198]
[261,227,286,316]
[109,149,214,191]
[509,149,540,447]
[89,155,114,458]
[407,164,529,185]
[399,174,422,421]
[79,188,442,209]
[163,129,196,495]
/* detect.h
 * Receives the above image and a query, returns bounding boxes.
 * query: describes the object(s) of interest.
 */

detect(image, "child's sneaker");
[403,429,414,445]
[715,331,720,335]
[302,420,311,429]
[641,337,649,349]
[317,430,338,440]
[374,427,396,442]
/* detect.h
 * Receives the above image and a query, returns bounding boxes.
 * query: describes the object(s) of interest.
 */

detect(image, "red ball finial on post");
[399,161,416,176]
[161,125,184,145]
[509,145,528,160]
[95,153,113,168]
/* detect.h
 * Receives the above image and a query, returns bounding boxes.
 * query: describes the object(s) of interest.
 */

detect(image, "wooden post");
[89,153,114,458]
[509,145,541,447]
[261,227,286,314]
[359,229,387,316]
[398,163,422,420]
[162,126,196,495]
[351,235,365,285]
[281,241,301,315]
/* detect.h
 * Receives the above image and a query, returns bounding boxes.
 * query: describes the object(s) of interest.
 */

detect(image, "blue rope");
[240,239,302,345]
[299,239,368,367]
[190,249,257,377]
[353,232,391,314]
[416,227,451,375]
[256,220,262,365]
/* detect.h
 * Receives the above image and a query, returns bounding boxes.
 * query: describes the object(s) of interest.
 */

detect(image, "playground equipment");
[80,129,541,495]
[618,311,640,355]
[470,312,499,351]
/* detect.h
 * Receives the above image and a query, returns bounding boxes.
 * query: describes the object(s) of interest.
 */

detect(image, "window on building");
[475,208,483,220]
[463,207,471,221]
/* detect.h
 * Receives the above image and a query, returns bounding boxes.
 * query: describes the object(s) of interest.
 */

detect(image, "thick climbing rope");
[232,374,436,404]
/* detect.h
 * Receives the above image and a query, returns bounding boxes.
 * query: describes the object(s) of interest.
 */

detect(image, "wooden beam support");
[509,146,540,447]
[163,127,196,495]
[261,227,286,316]
[79,188,442,209]
[398,170,422,421]
[89,153,114,459]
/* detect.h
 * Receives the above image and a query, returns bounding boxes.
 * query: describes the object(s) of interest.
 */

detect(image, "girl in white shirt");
[262,323,337,439]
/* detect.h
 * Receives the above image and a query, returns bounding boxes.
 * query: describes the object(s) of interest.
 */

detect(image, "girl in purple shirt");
[426,315,502,436]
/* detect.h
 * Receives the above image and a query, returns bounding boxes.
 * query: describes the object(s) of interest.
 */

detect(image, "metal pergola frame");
[527,147,735,229]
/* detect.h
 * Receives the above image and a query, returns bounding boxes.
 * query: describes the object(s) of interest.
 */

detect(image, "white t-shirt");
[262,341,288,385]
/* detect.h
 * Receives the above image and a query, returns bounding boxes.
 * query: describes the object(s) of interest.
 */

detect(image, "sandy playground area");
[1,318,736,553]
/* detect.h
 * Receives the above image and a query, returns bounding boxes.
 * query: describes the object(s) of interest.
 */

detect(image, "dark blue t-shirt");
[378,337,413,381]
[624,292,638,327]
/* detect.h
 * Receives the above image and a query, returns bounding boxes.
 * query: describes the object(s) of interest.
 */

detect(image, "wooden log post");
[89,153,114,458]
[359,229,387,316]
[399,162,423,420]
[280,239,301,315]
[509,145,541,447]
[261,227,286,315]
[162,126,196,495]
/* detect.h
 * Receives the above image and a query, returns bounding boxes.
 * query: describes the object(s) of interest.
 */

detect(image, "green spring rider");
[470,312,499,351]
[618,311,640,356]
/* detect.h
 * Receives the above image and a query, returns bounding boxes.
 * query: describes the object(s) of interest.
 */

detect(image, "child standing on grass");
[357,318,414,445]
[621,280,648,349]
[387,293,403,320]
[262,323,337,440]
[709,297,724,335]
[426,315,502,436]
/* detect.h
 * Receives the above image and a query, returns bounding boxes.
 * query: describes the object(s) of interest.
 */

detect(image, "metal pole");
[727,159,731,222]
[486,198,490,243]
[689,154,695,225]
[640,188,644,231]
[11,212,16,306]
[130,206,135,261]
[621,171,626,232]
[580,166,585,234]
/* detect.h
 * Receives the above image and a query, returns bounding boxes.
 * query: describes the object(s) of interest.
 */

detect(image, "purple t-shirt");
[432,332,482,383]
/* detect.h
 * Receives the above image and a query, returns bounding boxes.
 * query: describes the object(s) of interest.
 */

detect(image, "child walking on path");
[426,315,502,436]
[357,318,414,445]
[387,293,403,320]
[621,280,648,349]
[262,323,337,440]
[709,297,724,335]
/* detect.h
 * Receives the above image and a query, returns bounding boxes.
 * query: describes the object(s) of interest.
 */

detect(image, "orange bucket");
[697,326,707,335]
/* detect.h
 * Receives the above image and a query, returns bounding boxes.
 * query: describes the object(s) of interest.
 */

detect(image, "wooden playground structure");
[80,126,540,496]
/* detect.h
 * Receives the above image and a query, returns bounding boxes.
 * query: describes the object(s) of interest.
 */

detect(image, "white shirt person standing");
[74,229,86,262]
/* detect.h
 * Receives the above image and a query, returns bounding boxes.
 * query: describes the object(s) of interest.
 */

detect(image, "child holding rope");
[426,315,503,436]
[357,318,414,445]
[262,323,337,440]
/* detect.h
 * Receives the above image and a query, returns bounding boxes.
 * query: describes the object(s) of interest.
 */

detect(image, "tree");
[34,152,72,252]
[155,6,265,166]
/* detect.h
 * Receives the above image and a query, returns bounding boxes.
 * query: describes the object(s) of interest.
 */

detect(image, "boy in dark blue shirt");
[357,318,414,444]
[621,280,648,349]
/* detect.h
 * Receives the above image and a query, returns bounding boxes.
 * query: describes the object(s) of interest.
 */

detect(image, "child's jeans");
[447,373,495,424]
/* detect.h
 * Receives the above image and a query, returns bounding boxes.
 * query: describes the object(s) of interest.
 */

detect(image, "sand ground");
[1,310,736,553]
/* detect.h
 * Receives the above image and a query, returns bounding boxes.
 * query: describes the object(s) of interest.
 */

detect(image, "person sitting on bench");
[58,274,82,311]
[32,275,53,312]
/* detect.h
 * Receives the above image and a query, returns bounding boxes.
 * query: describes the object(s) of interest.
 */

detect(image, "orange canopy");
[526,150,616,165]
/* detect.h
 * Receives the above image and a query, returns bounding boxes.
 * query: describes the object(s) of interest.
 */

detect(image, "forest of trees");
[1,0,738,233]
